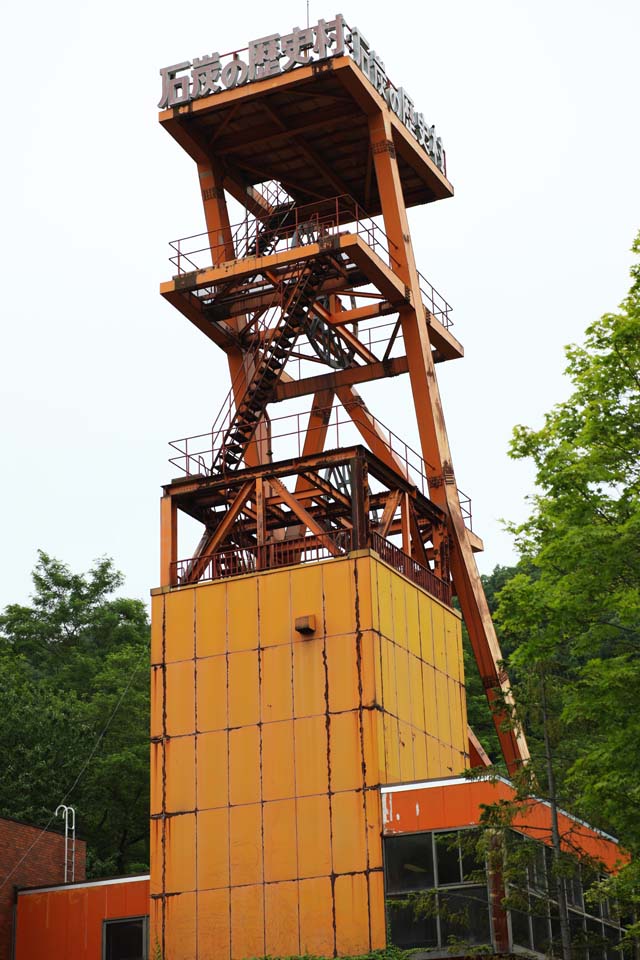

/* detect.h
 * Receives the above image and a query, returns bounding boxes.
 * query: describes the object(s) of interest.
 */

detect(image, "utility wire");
[0,653,146,894]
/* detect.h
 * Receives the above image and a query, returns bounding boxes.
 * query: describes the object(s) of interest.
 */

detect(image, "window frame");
[102,914,149,960]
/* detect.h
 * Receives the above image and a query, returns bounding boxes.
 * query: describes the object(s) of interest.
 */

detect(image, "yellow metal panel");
[439,740,454,776]
[365,788,383,869]
[394,645,411,725]
[448,678,465,753]
[151,665,164,739]
[165,660,195,737]
[294,715,328,797]
[360,630,377,708]
[334,872,370,956]
[263,798,298,881]
[165,813,196,893]
[432,602,447,674]
[362,707,384,785]
[164,890,196,960]
[258,570,291,648]
[413,730,429,781]
[354,556,373,631]
[265,881,300,956]
[227,651,259,727]
[323,559,356,637]
[229,726,260,805]
[330,711,363,793]
[261,643,293,722]
[196,656,227,732]
[409,655,425,732]
[296,794,332,878]
[230,803,262,886]
[326,633,359,713]
[150,820,162,895]
[369,557,380,635]
[197,888,230,960]
[426,733,441,777]
[196,730,228,810]
[292,635,326,718]
[197,808,229,890]
[165,736,196,813]
[290,563,324,636]
[445,612,461,681]
[164,588,195,664]
[391,576,407,648]
[381,636,397,717]
[368,870,387,949]
[195,582,227,658]
[435,669,452,746]
[418,591,434,665]
[262,720,295,801]
[423,663,438,738]
[383,713,401,783]
[151,594,164,666]
[398,720,415,781]
[331,790,367,874]
[227,577,259,652]
[299,877,335,957]
[406,586,421,659]
[376,562,393,639]
[230,884,264,960]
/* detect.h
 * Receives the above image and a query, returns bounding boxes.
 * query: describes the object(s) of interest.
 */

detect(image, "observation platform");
[159,54,454,218]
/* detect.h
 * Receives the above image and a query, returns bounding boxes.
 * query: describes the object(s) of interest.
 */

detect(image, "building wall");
[0,816,86,960]
[14,876,149,960]
[150,550,467,960]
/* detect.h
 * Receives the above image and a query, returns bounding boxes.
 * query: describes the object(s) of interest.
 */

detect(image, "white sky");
[1,0,638,609]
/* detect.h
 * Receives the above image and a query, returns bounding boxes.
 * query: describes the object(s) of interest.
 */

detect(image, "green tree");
[0,551,150,876]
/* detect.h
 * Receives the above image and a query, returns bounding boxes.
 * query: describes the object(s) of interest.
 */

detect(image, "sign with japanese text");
[158,14,446,174]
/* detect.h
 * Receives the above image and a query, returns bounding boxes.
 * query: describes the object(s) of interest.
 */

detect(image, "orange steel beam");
[274,357,409,402]
[160,495,177,587]
[269,478,341,556]
[379,489,402,538]
[187,479,255,583]
[368,108,528,772]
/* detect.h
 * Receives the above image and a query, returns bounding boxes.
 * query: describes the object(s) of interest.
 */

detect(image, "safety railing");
[168,195,400,275]
[418,271,453,329]
[370,532,452,606]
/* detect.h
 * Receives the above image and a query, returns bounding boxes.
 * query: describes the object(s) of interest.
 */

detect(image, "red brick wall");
[0,817,86,960]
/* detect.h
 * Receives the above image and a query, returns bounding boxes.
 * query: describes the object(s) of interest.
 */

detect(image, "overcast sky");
[1,0,638,609]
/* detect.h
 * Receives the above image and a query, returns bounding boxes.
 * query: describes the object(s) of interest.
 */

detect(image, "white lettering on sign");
[158,14,446,174]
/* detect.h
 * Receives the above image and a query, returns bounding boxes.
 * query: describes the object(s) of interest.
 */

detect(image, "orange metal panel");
[292,634,326,717]
[229,726,261,805]
[296,794,332,878]
[227,577,259,652]
[197,655,227,732]
[299,876,335,957]
[262,720,296,801]
[165,813,196,893]
[334,872,370,956]
[294,715,329,796]
[197,808,229,890]
[330,711,363,793]
[195,582,227,657]
[150,665,164,739]
[227,651,259,727]
[197,888,230,960]
[368,870,388,950]
[165,736,196,813]
[164,588,195,664]
[322,560,357,637]
[164,891,196,960]
[230,884,265,960]
[229,803,263,886]
[197,730,228,810]
[151,740,163,816]
[265,881,301,956]
[165,660,196,737]
[151,593,164,665]
[326,633,359,713]
[290,563,324,636]
[258,570,291,647]
[381,637,398,717]
[375,562,394,639]
[263,798,298,882]
[260,643,294,722]
[365,788,383,869]
[331,791,367,874]
[362,707,384,786]
[360,630,377,707]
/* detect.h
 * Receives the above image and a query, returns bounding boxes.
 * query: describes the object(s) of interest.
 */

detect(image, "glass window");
[435,832,462,885]
[511,907,532,951]
[439,886,491,947]
[103,917,148,960]
[386,898,438,949]
[385,833,434,893]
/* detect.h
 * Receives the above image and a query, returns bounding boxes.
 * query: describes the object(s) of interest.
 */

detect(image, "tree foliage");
[0,551,150,876]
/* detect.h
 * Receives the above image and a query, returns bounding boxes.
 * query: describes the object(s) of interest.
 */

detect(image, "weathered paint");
[14,876,149,960]
[151,551,466,959]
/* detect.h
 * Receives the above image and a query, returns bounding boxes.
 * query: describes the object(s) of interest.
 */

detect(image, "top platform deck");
[159,55,454,218]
